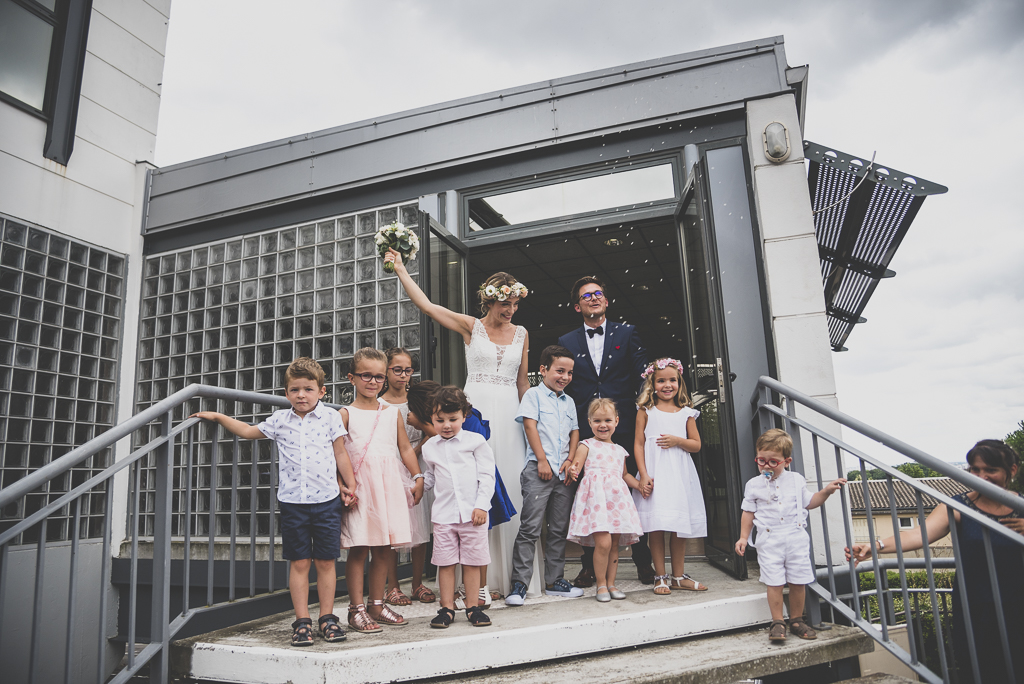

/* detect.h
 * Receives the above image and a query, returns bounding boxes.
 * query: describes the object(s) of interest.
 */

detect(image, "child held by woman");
[566,398,644,602]
[632,358,707,595]
[339,348,424,633]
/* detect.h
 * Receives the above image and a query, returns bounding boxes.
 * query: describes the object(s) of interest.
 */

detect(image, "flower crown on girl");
[479,282,529,301]
[641,357,686,380]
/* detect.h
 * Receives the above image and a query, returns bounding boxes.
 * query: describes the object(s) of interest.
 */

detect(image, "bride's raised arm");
[386,248,475,344]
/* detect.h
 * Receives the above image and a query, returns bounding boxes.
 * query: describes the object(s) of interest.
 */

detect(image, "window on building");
[0,0,56,112]
[136,203,422,538]
[0,0,92,165]
[899,517,914,529]
[0,214,125,544]
[466,163,676,232]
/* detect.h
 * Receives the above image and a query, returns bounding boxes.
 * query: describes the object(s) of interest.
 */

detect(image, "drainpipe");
[683,144,699,183]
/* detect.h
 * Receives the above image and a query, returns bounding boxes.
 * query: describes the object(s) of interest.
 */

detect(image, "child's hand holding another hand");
[640,474,654,498]
[472,508,487,526]
[411,478,424,505]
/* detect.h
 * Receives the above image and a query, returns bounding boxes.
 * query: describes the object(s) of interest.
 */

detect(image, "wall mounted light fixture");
[762,122,791,163]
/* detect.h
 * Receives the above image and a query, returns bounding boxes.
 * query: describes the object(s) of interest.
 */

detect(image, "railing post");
[148,411,173,684]
[785,398,805,475]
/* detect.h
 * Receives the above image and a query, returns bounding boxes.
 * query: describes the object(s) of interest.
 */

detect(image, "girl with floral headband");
[632,357,709,595]
[384,248,538,603]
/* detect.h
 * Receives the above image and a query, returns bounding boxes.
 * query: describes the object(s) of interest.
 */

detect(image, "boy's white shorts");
[756,526,814,586]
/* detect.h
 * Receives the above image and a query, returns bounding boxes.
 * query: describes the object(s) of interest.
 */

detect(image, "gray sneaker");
[504,580,527,606]
[545,578,585,598]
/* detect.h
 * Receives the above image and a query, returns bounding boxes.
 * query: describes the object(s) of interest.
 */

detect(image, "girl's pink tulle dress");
[340,404,412,548]
[568,439,643,546]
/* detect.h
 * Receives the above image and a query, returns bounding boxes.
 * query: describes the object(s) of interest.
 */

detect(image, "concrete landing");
[170,562,799,684]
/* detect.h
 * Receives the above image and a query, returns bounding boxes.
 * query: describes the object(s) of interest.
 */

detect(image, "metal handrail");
[0,384,318,684]
[754,376,1024,684]
[756,375,1024,513]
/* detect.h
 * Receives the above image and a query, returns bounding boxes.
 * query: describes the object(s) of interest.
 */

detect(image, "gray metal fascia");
[146,36,793,234]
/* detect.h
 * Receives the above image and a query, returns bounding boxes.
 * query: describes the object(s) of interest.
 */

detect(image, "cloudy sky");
[154,0,1024,466]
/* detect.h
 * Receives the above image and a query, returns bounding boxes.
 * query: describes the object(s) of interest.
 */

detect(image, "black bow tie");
[587,326,604,338]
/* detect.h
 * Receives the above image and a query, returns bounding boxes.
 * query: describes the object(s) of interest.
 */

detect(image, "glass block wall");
[0,216,125,544]
[135,202,423,538]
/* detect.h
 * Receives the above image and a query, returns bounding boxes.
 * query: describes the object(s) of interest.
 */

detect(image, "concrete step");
[170,562,868,684]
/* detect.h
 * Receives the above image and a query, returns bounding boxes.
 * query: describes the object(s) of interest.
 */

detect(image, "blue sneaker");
[504,580,527,606]
[545,578,585,598]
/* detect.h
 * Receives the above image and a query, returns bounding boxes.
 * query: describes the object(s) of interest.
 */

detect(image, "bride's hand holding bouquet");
[376,221,419,273]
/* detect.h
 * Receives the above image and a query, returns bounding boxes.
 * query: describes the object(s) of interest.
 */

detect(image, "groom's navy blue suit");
[558,321,647,446]
[559,320,652,572]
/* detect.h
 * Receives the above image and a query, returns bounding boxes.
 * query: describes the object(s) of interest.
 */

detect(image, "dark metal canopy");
[805,141,947,351]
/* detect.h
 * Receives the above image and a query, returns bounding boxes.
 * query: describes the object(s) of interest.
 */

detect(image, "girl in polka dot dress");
[566,398,643,603]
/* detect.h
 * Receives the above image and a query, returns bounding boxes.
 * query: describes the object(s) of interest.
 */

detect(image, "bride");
[385,249,541,601]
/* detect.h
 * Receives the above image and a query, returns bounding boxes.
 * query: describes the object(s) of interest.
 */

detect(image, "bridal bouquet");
[375,221,419,273]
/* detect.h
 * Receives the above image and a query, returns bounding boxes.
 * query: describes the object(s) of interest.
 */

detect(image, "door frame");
[675,160,747,579]
[417,210,469,383]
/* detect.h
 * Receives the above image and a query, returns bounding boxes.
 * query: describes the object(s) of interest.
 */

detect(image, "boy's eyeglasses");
[755,456,783,468]
[579,290,605,301]
[389,367,414,376]
[353,373,386,383]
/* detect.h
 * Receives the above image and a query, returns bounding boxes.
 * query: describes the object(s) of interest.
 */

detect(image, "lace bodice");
[465,318,525,387]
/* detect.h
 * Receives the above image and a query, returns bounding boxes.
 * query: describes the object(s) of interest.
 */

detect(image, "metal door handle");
[716,358,726,403]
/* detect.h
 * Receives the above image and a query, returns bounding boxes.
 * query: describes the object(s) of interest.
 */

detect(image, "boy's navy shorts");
[279,496,343,560]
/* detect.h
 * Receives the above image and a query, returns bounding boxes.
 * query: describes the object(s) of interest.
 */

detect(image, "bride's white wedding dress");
[464,318,542,598]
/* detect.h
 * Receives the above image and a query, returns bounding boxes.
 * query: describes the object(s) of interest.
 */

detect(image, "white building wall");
[745,94,848,565]
[0,2,170,682]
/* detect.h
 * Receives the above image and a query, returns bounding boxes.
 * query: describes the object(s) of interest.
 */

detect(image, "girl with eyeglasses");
[339,347,425,633]
[379,347,437,606]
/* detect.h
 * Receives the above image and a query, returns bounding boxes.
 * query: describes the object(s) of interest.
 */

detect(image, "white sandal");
[653,575,672,595]
[670,574,707,591]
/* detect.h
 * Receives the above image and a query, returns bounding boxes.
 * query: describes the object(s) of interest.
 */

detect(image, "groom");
[558,276,655,586]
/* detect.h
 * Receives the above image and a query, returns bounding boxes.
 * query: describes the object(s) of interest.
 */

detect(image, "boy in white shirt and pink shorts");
[421,386,496,628]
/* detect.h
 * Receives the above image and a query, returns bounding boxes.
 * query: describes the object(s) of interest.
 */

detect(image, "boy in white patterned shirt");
[192,357,356,646]
[420,386,496,629]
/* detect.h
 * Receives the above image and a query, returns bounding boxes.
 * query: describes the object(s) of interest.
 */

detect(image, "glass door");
[418,211,468,385]
[677,162,746,579]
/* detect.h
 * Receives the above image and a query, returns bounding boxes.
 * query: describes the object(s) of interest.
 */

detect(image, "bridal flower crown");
[641,357,685,380]
[480,282,529,301]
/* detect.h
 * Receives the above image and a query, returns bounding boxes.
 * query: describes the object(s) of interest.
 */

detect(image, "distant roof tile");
[848,477,969,514]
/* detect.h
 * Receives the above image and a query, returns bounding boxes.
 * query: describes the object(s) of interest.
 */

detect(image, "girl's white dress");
[463,318,541,598]
[568,439,643,546]
[631,406,707,538]
[389,399,430,546]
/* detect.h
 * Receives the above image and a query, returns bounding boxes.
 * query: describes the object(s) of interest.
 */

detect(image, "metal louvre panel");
[805,141,947,351]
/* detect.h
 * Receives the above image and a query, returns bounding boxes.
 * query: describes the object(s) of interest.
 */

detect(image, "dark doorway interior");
[467,219,692,374]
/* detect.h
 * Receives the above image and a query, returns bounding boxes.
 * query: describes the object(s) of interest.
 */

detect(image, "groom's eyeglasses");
[389,367,414,376]
[579,290,605,301]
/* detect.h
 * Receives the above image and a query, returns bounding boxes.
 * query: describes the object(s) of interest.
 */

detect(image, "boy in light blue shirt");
[506,345,584,605]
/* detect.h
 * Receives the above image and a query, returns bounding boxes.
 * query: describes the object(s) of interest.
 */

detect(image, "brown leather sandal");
[769,620,787,642]
[789,620,817,640]
[384,587,412,606]
[347,604,382,633]
[412,584,437,603]
[371,599,408,626]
